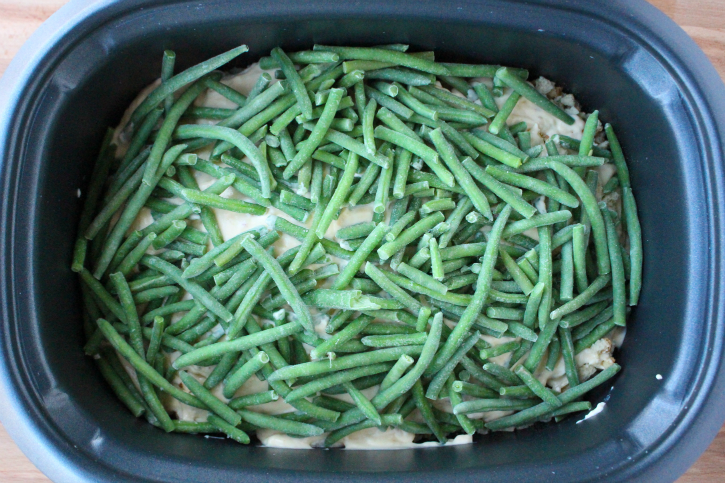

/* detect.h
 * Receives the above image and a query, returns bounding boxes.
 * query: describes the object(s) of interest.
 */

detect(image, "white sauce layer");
[113,64,621,449]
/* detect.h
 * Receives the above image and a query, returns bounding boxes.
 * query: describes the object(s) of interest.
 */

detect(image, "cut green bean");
[623,187,642,305]
[602,205,626,326]
[496,67,574,125]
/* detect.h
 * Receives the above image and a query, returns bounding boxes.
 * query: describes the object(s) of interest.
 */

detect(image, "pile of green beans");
[74,43,641,447]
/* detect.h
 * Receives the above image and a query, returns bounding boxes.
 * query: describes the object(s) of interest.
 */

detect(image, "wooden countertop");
[0,0,723,481]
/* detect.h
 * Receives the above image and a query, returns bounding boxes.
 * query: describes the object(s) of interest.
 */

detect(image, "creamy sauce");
[113,64,621,449]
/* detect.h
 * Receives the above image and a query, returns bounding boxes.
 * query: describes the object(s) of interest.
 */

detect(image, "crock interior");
[5,0,720,481]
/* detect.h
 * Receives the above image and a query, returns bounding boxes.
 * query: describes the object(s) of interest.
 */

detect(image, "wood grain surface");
[0,0,723,481]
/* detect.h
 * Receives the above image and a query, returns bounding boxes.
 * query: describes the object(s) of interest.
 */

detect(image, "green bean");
[218,350,269,399]
[85,163,145,240]
[499,248,534,295]
[495,67,574,125]
[428,134,493,221]
[515,365,562,407]
[602,175,619,194]
[453,398,537,415]
[78,269,125,323]
[518,309,558,372]
[204,77,248,108]
[96,319,206,409]
[138,301,193,326]
[237,237,313,332]
[324,414,402,447]
[419,84,494,118]
[485,165,579,208]
[129,45,248,127]
[297,95,353,124]
[374,160,394,214]
[269,47,313,120]
[364,85,413,119]
[578,111,599,157]
[559,301,608,331]
[149,220,185,249]
[269,345,423,383]
[95,356,146,417]
[343,382,382,425]
[145,316,165,363]
[550,274,611,320]
[115,110,160,183]
[363,67,431,86]
[435,62,524,78]
[426,205,512,376]
[364,263,421,312]
[374,128,454,189]
[362,296,403,311]
[543,161,610,275]
[488,90,521,135]
[560,241,575,301]
[348,164,381,207]
[174,125,271,198]
[420,198,455,215]
[229,268,274,336]
[485,364,620,430]
[501,211,572,239]
[478,340,520,360]
[517,131,532,151]
[558,327,580,387]
[571,224,589,294]
[360,332,427,348]
[314,395,356,413]
[184,106,237,120]
[623,187,642,305]
[462,158,537,220]
[214,96,299,159]
[426,331,480,400]
[227,390,279,409]
[286,362,394,403]
[470,129,530,163]
[312,150,347,170]
[600,124,631,189]
[241,408,324,437]
[309,314,371,359]
[498,384,536,398]
[261,51,339,69]
[174,319,303,369]
[423,237,442,282]
[396,261,448,295]
[286,202,325,276]
[547,334,562,369]
[139,256,232,323]
[437,198,473,249]
[313,154,358,238]
[551,134,610,158]
[456,132,519,169]
[322,128,389,168]
[107,272,143,357]
[314,45,449,75]
[428,105,487,125]
[334,222,375,241]
[408,380,445,443]
[284,88,344,179]
[386,83,437,120]
[486,306,524,321]
[602,205,626,326]
[481,362,520,386]
[456,385,502,418]
[360,97,378,154]
[378,211,444,260]
[93,137,187,278]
